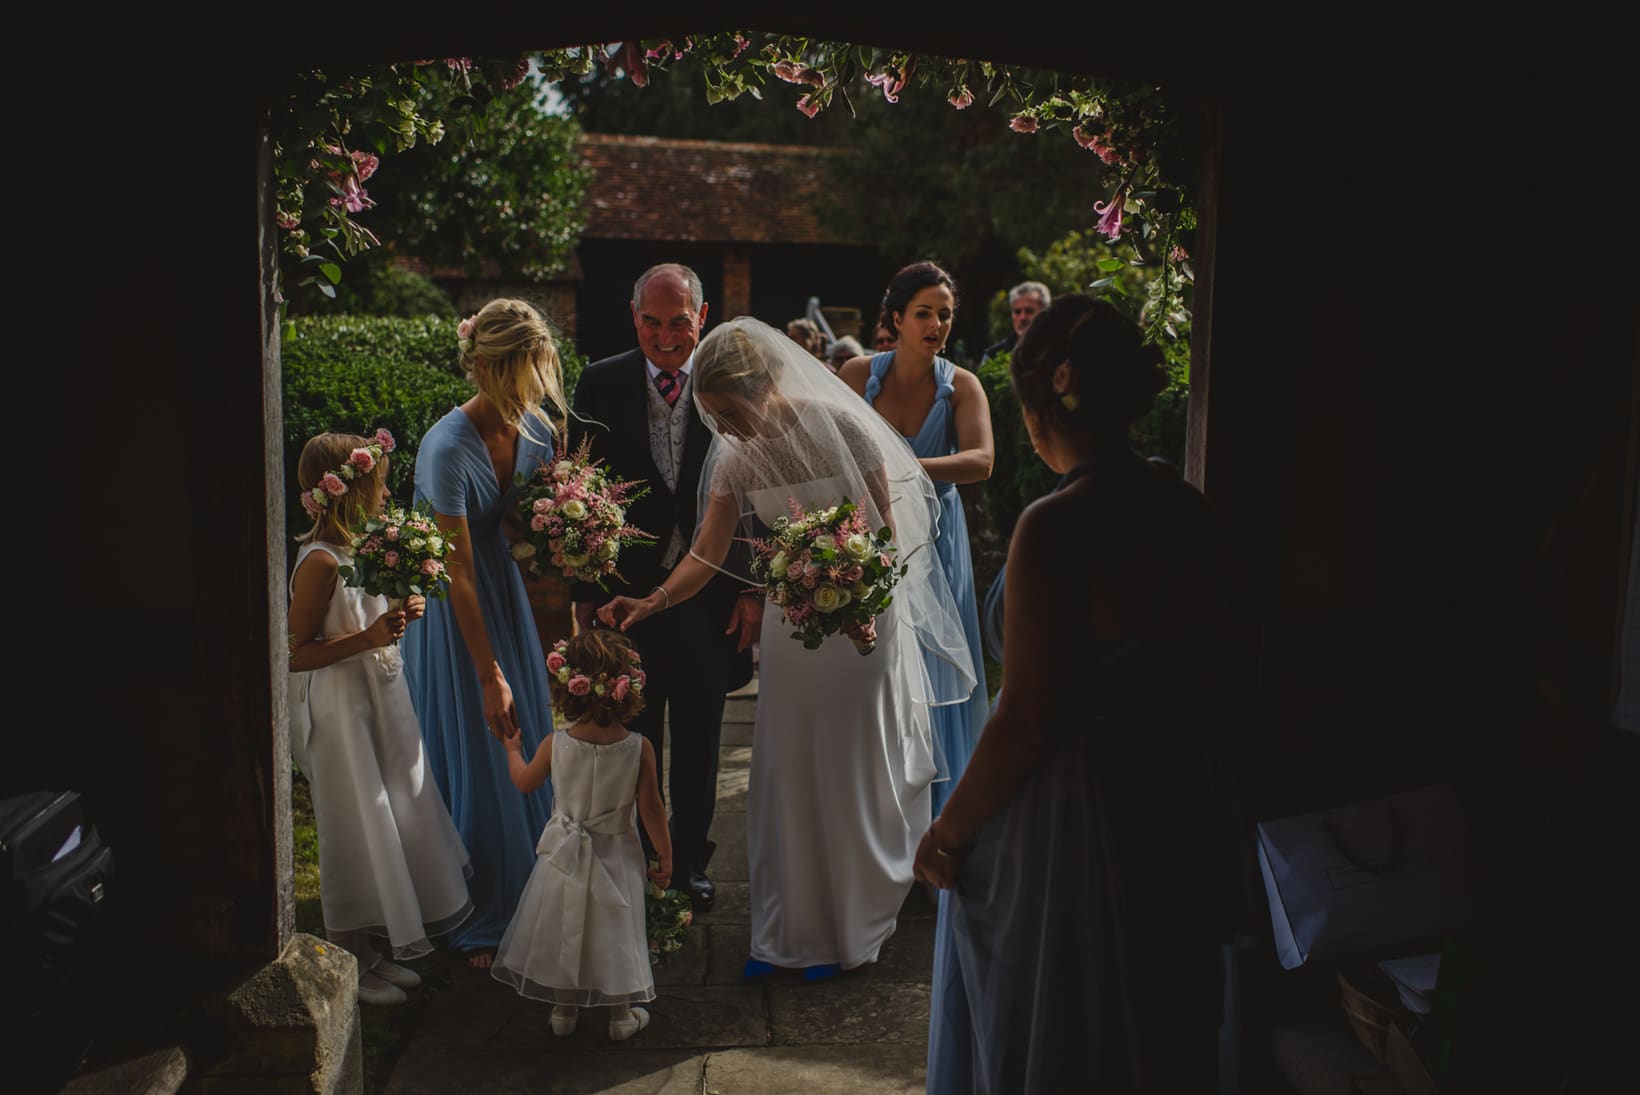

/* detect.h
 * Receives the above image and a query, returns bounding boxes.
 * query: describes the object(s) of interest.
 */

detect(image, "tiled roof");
[577,133,858,245]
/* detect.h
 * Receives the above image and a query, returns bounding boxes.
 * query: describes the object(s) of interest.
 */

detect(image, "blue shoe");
[742,958,778,981]
[802,963,841,983]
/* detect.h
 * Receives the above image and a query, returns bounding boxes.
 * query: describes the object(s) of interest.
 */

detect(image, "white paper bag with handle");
[1255,784,1471,970]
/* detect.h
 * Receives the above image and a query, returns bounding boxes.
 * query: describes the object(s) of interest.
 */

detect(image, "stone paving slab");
[494,986,770,1052]
[714,765,748,813]
[384,1049,706,1095]
[705,819,748,882]
[692,881,750,925]
[702,1044,926,1095]
[768,982,931,1046]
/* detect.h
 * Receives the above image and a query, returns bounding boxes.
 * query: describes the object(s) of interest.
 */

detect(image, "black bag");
[1,790,117,1093]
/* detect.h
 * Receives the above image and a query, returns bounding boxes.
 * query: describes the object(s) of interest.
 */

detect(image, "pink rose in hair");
[567,675,592,696]
[546,652,565,673]
[301,491,325,517]
[384,551,400,567]
[320,473,347,497]
[348,448,376,474]
[611,675,631,701]
[456,316,476,340]
[635,670,647,688]
[374,429,395,453]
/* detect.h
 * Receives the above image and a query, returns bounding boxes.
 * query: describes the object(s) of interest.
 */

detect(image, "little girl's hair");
[458,298,567,443]
[548,629,647,727]
[295,432,388,545]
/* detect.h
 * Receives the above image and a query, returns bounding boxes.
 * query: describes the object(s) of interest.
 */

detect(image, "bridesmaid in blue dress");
[915,296,1227,1093]
[841,262,993,814]
[402,299,567,967]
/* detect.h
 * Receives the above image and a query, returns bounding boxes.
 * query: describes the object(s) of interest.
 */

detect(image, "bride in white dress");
[600,317,976,977]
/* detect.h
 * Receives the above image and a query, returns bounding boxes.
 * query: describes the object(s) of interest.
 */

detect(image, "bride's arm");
[599,490,741,630]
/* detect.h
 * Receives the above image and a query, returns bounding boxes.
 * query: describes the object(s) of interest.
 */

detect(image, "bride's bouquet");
[748,497,903,654]
[513,438,656,589]
[340,501,456,609]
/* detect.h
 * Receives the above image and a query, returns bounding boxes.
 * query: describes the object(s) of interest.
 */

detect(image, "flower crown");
[457,314,477,355]
[301,428,396,519]
[545,637,646,704]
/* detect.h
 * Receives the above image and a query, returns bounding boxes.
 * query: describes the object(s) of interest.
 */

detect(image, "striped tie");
[654,370,681,406]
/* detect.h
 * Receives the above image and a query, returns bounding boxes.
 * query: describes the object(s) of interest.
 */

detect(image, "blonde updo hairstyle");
[460,298,567,442]
[1011,295,1166,441]
[694,318,786,402]
[549,629,647,727]
[295,432,388,545]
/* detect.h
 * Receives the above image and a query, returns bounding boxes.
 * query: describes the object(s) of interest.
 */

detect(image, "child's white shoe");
[549,1005,578,1037]
[373,959,421,989]
[357,970,408,1007]
[608,1006,650,1041]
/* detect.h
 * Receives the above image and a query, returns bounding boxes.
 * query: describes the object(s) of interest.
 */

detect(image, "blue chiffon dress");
[864,352,989,814]
[402,407,556,953]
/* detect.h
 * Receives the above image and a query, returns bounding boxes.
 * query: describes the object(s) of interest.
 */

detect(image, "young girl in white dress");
[492,629,672,1041]
[288,431,474,1007]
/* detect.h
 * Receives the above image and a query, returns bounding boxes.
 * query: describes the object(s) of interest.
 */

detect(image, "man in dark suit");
[978,280,1052,367]
[568,263,761,909]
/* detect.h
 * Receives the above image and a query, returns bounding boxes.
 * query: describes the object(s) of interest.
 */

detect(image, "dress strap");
[932,356,956,400]
[863,351,895,405]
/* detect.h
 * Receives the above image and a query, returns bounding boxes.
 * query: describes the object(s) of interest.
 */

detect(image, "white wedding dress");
[743,475,939,970]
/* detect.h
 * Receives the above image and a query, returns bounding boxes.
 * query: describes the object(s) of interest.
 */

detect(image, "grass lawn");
[292,771,457,1095]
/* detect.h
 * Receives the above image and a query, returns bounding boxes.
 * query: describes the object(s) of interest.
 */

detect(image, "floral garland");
[456,313,476,355]
[545,638,647,703]
[300,428,396,519]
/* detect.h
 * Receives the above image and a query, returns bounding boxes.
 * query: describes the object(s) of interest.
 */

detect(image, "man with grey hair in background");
[979,280,1052,366]
[567,263,761,910]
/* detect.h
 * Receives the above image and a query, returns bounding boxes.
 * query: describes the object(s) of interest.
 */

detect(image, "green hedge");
[280,315,588,549]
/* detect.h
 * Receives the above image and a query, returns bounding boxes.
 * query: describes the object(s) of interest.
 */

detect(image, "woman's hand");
[599,593,660,631]
[403,594,427,622]
[913,826,963,891]
[364,608,407,648]
[482,670,519,741]
[648,855,672,889]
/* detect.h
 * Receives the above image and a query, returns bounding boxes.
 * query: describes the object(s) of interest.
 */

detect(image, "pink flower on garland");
[320,473,347,497]
[373,429,396,453]
[1094,188,1128,240]
[567,675,592,696]
[1009,114,1039,134]
[348,448,376,474]
[948,88,974,110]
[611,675,631,701]
[546,652,566,673]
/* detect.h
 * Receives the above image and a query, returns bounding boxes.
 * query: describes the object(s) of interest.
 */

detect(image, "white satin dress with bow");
[492,731,656,1006]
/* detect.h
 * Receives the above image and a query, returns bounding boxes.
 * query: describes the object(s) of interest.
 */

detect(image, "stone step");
[63,1047,188,1095]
